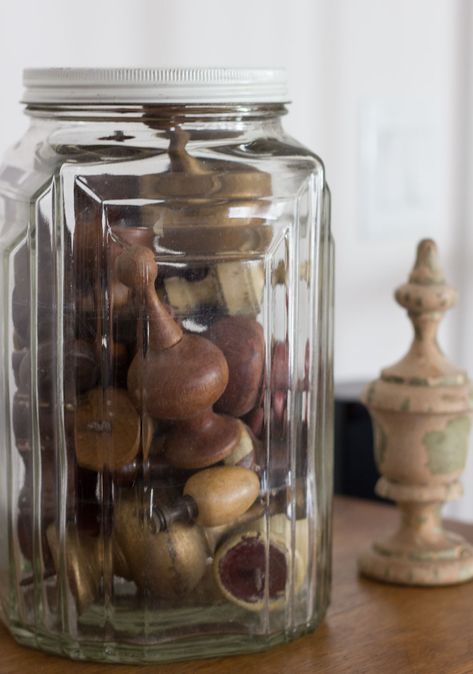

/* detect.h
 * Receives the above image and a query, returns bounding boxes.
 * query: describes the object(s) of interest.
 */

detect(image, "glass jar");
[0,68,333,664]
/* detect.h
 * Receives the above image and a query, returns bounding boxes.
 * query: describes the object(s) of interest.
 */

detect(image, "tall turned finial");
[116,246,182,351]
[168,127,208,175]
[359,239,473,586]
[382,239,463,387]
[116,245,243,469]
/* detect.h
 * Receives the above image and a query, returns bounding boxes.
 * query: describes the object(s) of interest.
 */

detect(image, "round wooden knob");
[18,339,98,398]
[46,524,102,614]
[114,496,208,599]
[150,463,260,531]
[128,334,229,419]
[213,530,287,612]
[115,244,157,290]
[110,415,156,486]
[206,316,264,417]
[75,387,141,472]
[183,465,260,528]
[223,421,258,470]
[164,410,240,469]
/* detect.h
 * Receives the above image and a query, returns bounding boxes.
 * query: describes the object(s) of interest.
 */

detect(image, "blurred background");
[1,0,472,519]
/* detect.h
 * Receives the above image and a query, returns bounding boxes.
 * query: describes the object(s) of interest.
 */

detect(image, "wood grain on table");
[2,496,473,674]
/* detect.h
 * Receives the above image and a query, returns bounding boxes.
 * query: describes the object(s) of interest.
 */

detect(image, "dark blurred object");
[334,381,382,501]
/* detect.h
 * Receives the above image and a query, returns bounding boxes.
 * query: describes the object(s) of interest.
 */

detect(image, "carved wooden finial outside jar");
[359,239,473,585]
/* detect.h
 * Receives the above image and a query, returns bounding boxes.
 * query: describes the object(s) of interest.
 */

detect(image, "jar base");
[7,614,325,664]
[358,535,473,586]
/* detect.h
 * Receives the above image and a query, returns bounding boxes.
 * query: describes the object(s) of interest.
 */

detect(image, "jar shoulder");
[0,122,326,205]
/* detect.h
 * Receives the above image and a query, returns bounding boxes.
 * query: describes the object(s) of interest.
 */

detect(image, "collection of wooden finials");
[11,182,306,618]
[63,244,303,613]
[11,129,309,615]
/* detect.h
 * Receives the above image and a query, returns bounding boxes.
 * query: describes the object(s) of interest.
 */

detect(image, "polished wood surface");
[2,496,473,674]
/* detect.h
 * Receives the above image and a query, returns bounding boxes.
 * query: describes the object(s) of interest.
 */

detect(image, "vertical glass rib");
[305,173,318,623]
[287,191,302,634]
[3,245,20,624]
[54,174,70,640]
[262,251,274,635]
[315,182,332,613]
[98,208,114,644]
[28,202,44,632]
[142,255,151,658]
[323,187,335,609]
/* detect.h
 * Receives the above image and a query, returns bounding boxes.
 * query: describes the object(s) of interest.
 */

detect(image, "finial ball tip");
[116,245,157,289]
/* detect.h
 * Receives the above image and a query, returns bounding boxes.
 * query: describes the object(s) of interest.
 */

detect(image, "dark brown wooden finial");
[116,245,182,351]
[116,245,243,469]
[205,316,265,417]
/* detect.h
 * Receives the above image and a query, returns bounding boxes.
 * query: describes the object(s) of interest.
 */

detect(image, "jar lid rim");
[22,67,289,105]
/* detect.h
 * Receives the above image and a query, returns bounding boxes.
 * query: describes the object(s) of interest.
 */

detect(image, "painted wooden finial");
[358,239,473,586]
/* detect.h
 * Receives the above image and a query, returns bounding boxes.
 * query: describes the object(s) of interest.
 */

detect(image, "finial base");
[358,537,473,586]
[360,239,473,586]
[358,479,473,585]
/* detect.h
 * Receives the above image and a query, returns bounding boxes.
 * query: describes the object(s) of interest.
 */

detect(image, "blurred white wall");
[1,0,473,518]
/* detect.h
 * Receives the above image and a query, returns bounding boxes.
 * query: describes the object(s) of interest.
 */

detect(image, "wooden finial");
[116,245,242,469]
[113,495,209,599]
[205,316,265,417]
[382,238,464,388]
[46,524,102,614]
[74,388,141,472]
[407,238,446,285]
[116,245,182,351]
[359,238,473,586]
[150,465,260,531]
[168,127,208,175]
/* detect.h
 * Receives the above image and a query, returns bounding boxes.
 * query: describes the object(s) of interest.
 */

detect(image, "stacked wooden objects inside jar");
[11,128,306,616]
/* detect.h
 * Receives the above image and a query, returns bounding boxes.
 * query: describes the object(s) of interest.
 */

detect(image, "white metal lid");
[22,68,289,105]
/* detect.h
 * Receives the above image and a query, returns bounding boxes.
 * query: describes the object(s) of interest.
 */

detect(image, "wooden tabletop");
[2,496,473,674]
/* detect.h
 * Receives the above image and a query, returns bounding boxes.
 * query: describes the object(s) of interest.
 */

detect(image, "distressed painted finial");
[383,238,463,389]
[358,238,473,586]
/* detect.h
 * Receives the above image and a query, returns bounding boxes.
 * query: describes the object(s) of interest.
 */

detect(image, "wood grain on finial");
[115,245,242,469]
